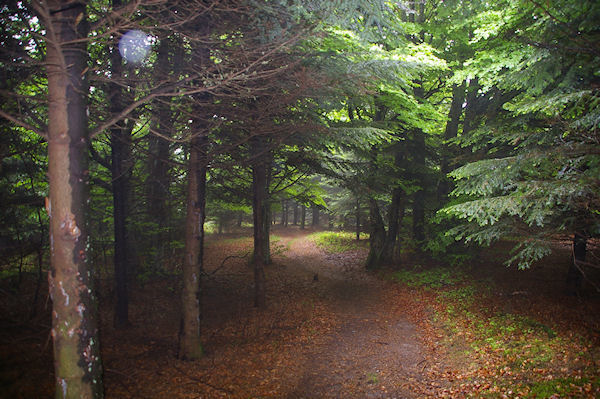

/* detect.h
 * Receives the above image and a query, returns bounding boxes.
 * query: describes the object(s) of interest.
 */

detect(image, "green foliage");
[309,231,368,253]
[438,0,600,268]
[392,266,467,289]
[528,377,600,398]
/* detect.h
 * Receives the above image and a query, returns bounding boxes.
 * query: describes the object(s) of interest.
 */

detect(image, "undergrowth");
[391,266,600,398]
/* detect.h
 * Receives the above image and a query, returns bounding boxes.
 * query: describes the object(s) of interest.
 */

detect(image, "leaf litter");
[0,229,599,398]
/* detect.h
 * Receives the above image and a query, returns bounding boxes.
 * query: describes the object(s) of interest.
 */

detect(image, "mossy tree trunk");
[41,1,103,397]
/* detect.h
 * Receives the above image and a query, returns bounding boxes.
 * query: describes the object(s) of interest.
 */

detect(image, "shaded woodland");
[1,0,599,398]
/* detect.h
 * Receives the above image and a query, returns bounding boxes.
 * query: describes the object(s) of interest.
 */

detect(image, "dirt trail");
[275,230,426,398]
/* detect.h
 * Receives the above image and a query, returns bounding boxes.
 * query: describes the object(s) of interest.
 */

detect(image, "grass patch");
[392,266,467,289]
[392,266,598,397]
[309,231,368,253]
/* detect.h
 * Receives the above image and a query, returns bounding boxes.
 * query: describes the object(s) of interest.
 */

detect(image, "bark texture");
[566,232,587,295]
[366,199,387,270]
[251,136,271,307]
[42,1,103,397]
[180,134,208,360]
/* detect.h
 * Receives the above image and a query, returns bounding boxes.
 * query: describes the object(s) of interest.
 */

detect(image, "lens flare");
[118,30,151,64]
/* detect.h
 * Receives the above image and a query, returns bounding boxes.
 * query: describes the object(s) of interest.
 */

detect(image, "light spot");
[60,378,67,397]
[119,30,152,64]
[59,281,69,306]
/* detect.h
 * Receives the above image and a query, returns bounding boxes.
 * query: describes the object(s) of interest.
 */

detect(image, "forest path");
[273,229,426,398]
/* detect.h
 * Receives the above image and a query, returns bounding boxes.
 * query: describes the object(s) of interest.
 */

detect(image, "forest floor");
[1,227,600,398]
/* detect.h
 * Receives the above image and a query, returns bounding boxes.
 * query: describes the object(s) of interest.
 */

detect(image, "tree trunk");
[300,205,306,229]
[312,205,320,227]
[438,82,465,201]
[293,202,298,225]
[383,187,403,261]
[462,78,481,136]
[42,1,103,397]
[146,39,173,269]
[366,199,387,270]
[179,134,207,360]
[251,136,270,307]
[566,232,586,295]
[355,196,360,241]
[110,12,131,328]
[412,128,426,244]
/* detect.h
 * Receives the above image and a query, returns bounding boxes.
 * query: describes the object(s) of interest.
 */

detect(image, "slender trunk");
[366,199,387,270]
[293,202,298,225]
[383,188,403,261]
[438,82,465,201]
[42,1,103,397]
[280,199,286,226]
[179,134,207,360]
[30,207,45,319]
[110,16,130,328]
[463,78,480,136]
[412,129,426,244]
[312,205,319,227]
[566,232,587,295]
[146,40,172,269]
[300,205,306,229]
[355,196,360,241]
[251,137,270,307]
[395,199,406,259]
[384,147,405,260]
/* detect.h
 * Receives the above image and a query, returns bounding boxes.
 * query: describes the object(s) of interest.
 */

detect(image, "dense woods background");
[1,0,599,397]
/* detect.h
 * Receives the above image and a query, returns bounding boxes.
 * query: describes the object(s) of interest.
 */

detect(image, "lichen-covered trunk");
[366,198,387,270]
[42,1,103,397]
[179,134,207,360]
[251,137,271,307]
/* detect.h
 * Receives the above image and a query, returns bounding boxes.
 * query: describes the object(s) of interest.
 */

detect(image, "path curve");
[274,229,426,398]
